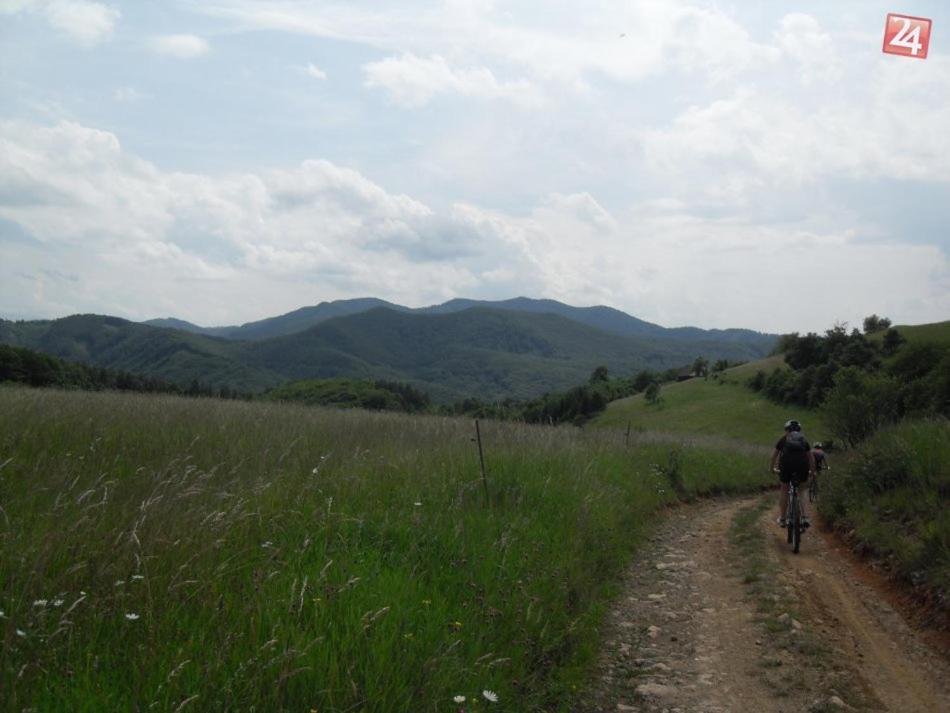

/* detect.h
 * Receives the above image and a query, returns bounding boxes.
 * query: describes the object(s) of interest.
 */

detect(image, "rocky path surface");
[578,496,950,713]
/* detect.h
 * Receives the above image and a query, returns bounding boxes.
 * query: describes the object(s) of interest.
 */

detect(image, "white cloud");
[774,13,841,85]
[149,34,210,59]
[0,120,539,323]
[2,0,118,46]
[363,53,537,108]
[305,63,327,80]
[202,1,776,90]
[113,86,143,103]
[640,53,950,209]
[1,119,946,331]
[44,0,119,47]
[0,0,41,13]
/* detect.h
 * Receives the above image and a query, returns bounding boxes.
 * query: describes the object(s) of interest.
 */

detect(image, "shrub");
[821,367,900,447]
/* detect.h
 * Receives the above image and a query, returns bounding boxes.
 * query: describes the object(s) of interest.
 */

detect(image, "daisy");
[16,629,26,637]
[453,695,466,703]
[33,599,47,607]
[482,690,498,703]
[52,599,64,607]
[125,612,140,621]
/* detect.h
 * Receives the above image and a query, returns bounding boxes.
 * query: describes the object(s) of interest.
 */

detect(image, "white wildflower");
[453,695,466,703]
[52,599,64,607]
[0,610,5,617]
[115,580,125,586]
[33,599,48,607]
[482,689,498,703]
[414,501,422,507]
[125,612,140,621]
[16,629,26,637]
[131,575,145,581]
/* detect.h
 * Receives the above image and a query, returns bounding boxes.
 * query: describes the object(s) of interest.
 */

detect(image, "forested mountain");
[2,305,776,402]
[143,296,776,349]
[144,298,405,340]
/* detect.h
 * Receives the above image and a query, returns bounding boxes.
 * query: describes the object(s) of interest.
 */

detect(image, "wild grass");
[819,419,950,599]
[0,387,767,712]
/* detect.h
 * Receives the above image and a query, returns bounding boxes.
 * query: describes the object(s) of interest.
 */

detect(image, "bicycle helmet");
[814,441,823,449]
[784,419,802,432]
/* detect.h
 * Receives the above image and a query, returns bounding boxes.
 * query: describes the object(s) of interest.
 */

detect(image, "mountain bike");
[808,473,819,503]
[786,480,805,554]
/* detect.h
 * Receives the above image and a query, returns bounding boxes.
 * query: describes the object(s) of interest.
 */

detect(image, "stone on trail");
[647,625,662,638]
[635,682,676,699]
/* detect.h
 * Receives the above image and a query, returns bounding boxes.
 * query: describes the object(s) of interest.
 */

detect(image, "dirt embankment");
[579,496,950,713]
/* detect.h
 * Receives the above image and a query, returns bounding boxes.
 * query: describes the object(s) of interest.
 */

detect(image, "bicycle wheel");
[809,478,818,503]
[791,495,801,554]
[786,496,794,544]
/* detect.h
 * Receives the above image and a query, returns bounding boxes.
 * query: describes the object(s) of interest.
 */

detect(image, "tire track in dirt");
[580,494,950,713]
[770,509,950,713]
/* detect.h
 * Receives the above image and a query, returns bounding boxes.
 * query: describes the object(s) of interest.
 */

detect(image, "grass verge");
[0,387,769,712]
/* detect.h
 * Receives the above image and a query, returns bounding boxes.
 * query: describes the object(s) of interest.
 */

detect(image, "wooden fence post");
[475,419,490,506]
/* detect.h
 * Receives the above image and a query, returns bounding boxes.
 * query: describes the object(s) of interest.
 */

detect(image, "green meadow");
[0,387,768,712]
[590,356,828,446]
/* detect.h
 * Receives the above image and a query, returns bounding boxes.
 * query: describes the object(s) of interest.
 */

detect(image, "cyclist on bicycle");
[769,419,816,528]
[812,442,828,475]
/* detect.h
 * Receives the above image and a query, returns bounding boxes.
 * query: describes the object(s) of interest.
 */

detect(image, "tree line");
[747,317,949,446]
[0,344,246,399]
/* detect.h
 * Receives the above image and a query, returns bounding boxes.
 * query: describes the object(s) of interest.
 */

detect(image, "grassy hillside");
[590,355,828,445]
[869,320,950,348]
[0,387,769,711]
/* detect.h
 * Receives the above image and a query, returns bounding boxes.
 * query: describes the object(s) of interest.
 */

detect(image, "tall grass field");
[0,387,768,711]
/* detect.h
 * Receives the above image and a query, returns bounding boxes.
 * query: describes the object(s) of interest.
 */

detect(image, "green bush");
[821,367,900,447]
[820,420,950,596]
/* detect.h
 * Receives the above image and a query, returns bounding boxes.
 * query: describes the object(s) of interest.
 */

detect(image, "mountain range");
[1,297,777,401]
[144,296,772,345]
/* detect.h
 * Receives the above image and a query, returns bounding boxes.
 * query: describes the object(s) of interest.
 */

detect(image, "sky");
[1,0,948,333]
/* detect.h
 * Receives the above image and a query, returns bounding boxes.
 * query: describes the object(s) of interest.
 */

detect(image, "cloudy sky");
[1,0,948,333]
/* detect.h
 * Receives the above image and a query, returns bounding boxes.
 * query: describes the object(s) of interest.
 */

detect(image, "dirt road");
[579,496,950,713]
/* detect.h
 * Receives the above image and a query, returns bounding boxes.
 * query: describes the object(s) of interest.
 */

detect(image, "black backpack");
[782,431,809,472]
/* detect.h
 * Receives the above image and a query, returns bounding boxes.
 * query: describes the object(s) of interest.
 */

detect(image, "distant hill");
[2,305,778,402]
[143,296,776,351]
[0,315,283,392]
[145,298,407,341]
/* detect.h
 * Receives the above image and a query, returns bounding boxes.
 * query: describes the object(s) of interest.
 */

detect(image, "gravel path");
[577,496,950,713]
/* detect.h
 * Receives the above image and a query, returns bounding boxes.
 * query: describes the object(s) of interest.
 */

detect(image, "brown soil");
[578,496,950,713]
